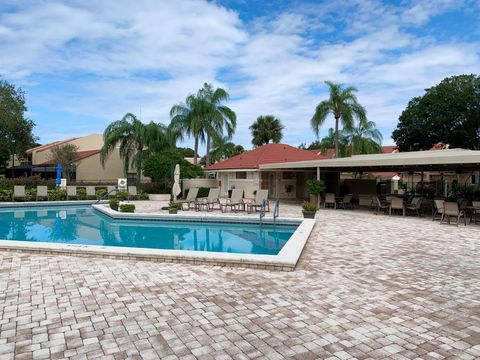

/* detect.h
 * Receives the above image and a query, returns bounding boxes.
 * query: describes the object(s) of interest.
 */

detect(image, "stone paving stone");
[0,203,479,358]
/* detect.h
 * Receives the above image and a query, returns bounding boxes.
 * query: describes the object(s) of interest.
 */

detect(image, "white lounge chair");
[36,186,48,201]
[389,197,405,216]
[195,188,220,212]
[13,186,26,201]
[86,186,96,199]
[221,189,245,213]
[432,199,444,221]
[178,188,199,210]
[324,193,336,209]
[245,189,269,214]
[441,202,466,226]
[67,186,77,200]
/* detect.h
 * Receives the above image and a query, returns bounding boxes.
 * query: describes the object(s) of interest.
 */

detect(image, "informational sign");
[118,178,127,190]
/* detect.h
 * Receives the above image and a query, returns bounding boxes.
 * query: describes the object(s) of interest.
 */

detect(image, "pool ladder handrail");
[259,199,266,225]
[95,188,117,204]
[273,199,280,225]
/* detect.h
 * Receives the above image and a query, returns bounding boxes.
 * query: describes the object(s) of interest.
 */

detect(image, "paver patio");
[0,203,479,359]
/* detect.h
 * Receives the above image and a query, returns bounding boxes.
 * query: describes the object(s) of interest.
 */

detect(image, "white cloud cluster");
[0,0,479,149]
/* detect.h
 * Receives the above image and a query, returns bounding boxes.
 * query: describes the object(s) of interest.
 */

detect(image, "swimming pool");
[0,203,315,270]
[0,205,296,255]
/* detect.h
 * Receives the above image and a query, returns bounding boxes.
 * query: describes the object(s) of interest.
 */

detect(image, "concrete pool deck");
[0,202,479,358]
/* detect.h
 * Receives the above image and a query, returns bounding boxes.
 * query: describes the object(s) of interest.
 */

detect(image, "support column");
[316,167,320,180]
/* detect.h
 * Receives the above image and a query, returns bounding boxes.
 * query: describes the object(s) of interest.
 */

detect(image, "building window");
[127,173,138,184]
[236,171,247,179]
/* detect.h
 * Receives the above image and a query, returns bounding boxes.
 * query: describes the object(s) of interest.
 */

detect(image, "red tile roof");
[40,150,101,165]
[206,144,328,171]
[27,137,79,154]
[381,145,398,154]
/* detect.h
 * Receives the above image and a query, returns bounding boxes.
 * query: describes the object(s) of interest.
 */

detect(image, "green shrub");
[77,188,87,200]
[168,202,182,210]
[138,190,149,200]
[198,187,210,198]
[96,188,107,199]
[109,198,119,210]
[0,189,12,201]
[119,204,135,213]
[116,191,128,201]
[48,189,67,201]
[302,202,318,212]
[25,188,37,201]
[306,179,326,195]
[139,182,170,194]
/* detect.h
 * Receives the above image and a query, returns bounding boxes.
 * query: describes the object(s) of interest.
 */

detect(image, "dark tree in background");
[392,74,480,151]
[0,80,37,172]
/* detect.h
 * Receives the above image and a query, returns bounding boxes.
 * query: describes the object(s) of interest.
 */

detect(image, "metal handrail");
[273,199,280,225]
[95,188,117,204]
[259,199,266,225]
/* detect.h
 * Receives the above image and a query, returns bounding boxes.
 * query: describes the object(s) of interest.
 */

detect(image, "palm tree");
[344,119,383,155]
[170,95,206,165]
[318,128,348,158]
[197,83,236,167]
[209,136,245,163]
[100,113,170,184]
[311,81,367,158]
[249,115,284,147]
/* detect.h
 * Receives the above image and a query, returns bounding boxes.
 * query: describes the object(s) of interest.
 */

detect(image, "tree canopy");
[0,80,37,171]
[49,144,79,180]
[392,74,480,151]
[249,115,284,147]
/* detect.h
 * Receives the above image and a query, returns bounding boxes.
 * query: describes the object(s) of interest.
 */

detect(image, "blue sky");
[1,0,479,152]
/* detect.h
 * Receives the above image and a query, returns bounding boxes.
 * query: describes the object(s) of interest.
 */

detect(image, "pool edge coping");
[0,203,316,271]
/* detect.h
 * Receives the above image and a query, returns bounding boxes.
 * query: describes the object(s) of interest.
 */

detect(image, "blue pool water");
[0,206,296,255]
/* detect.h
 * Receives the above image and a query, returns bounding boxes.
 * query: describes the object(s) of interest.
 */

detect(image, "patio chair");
[245,189,269,214]
[406,197,423,217]
[471,201,480,224]
[195,188,220,212]
[67,186,77,200]
[337,194,354,209]
[178,188,199,210]
[440,202,466,226]
[221,189,245,213]
[389,197,405,216]
[324,193,336,209]
[12,185,26,201]
[128,186,137,198]
[86,186,97,199]
[373,196,388,215]
[358,194,374,208]
[36,186,48,201]
[432,199,444,221]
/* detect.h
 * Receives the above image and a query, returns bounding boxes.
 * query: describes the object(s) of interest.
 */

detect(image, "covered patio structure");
[260,149,480,200]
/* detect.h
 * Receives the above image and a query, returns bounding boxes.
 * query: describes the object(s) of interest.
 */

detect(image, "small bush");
[25,188,37,201]
[120,204,135,213]
[96,188,107,199]
[116,191,129,200]
[109,198,119,210]
[302,202,318,212]
[0,189,13,201]
[306,179,326,195]
[138,190,149,200]
[168,202,182,211]
[48,189,67,201]
[77,188,87,200]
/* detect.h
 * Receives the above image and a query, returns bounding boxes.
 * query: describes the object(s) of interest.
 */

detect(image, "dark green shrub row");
[119,204,135,213]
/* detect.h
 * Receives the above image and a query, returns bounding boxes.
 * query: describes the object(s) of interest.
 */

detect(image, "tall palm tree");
[344,119,383,155]
[311,81,367,158]
[198,83,236,167]
[170,95,206,165]
[249,115,284,147]
[100,113,170,184]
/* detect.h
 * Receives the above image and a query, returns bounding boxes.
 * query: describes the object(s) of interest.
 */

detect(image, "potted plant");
[306,179,326,208]
[168,202,182,214]
[302,202,318,218]
[109,198,119,211]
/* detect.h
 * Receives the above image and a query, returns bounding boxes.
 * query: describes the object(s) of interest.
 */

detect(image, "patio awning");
[259,149,480,172]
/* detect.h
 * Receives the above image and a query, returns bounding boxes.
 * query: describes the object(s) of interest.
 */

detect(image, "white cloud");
[0,0,479,149]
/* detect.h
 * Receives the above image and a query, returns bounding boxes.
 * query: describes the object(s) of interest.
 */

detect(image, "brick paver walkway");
[0,205,479,359]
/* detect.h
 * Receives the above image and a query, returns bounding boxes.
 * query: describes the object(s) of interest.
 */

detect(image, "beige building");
[9,134,148,183]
